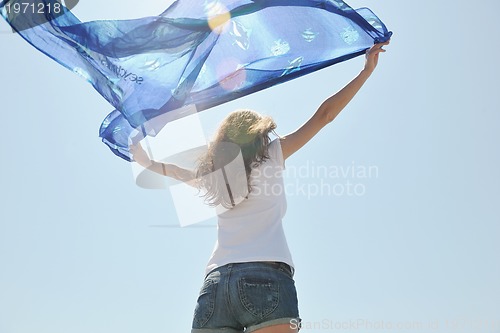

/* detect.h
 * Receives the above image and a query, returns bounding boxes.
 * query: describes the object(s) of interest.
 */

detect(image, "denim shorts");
[191,261,301,333]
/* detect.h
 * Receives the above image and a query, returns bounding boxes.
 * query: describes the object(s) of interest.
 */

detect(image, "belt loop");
[282,262,294,277]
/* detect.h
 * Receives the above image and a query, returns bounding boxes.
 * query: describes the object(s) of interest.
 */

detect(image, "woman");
[130,41,389,333]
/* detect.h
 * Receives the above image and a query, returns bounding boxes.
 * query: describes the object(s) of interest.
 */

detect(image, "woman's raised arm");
[129,143,197,185]
[280,41,390,160]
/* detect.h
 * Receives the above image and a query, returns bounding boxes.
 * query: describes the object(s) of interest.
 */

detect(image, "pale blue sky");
[1,1,499,333]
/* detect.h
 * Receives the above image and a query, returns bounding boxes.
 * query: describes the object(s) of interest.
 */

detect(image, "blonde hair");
[196,109,277,208]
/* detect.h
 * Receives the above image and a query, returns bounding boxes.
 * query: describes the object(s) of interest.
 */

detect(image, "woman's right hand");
[364,40,390,73]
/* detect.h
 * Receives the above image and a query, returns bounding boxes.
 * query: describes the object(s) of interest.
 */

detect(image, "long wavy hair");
[196,109,277,208]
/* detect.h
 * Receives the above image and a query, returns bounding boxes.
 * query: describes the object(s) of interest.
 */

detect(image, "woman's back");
[206,138,293,275]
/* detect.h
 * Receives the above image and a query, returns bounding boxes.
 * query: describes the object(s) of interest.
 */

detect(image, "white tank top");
[205,139,294,275]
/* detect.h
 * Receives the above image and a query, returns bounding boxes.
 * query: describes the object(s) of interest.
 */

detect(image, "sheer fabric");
[1,0,392,160]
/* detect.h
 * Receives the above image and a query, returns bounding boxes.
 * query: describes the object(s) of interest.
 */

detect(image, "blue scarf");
[1,0,392,160]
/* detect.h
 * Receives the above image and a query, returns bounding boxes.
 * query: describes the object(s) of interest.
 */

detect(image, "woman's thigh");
[252,323,299,333]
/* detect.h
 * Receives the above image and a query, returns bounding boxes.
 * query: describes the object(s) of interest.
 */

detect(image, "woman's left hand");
[129,143,151,166]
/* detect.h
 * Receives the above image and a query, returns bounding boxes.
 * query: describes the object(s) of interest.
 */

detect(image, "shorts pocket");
[238,275,280,318]
[193,275,218,328]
